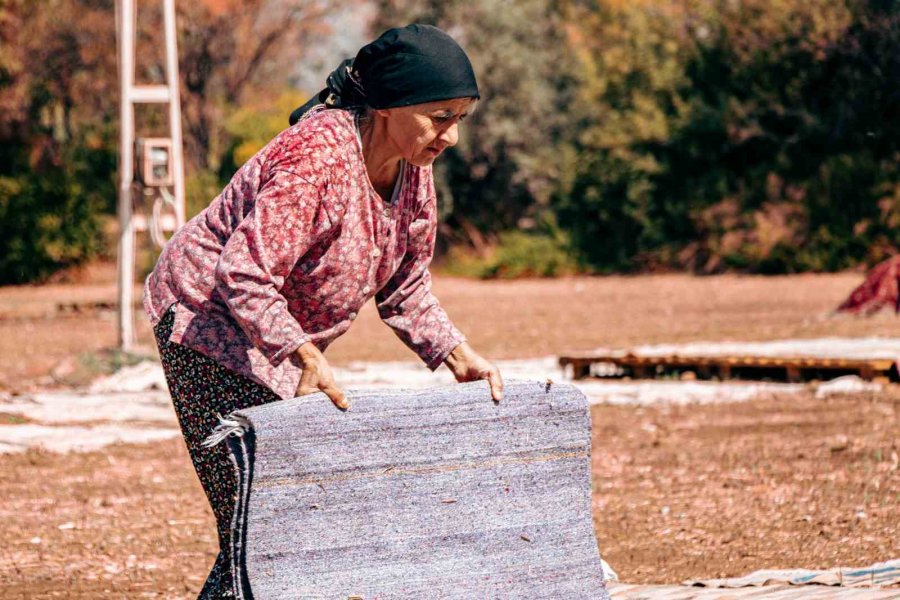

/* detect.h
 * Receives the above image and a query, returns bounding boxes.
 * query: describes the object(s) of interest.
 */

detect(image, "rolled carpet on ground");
[207,379,609,599]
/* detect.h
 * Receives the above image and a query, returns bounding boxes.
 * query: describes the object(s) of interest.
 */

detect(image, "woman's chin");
[408,154,438,168]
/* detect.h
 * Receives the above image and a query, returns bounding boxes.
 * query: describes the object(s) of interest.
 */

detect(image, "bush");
[222,90,310,175]
[185,169,225,220]
[559,0,900,273]
[441,230,582,279]
[0,167,105,284]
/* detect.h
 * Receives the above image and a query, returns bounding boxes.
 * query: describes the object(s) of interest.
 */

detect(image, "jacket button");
[362,286,371,295]
[373,248,381,258]
[349,312,357,320]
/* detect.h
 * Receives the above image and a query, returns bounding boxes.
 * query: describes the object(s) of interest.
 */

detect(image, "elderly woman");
[143,24,503,598]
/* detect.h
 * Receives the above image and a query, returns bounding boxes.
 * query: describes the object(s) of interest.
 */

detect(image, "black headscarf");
[289,24,479,125]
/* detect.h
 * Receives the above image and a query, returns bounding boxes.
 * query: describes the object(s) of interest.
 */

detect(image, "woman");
[143,24,503,598]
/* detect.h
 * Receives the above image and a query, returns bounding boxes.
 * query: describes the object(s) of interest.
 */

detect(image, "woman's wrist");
[295,341,321,366]
[443,341,472,373]
[442,341,504,402]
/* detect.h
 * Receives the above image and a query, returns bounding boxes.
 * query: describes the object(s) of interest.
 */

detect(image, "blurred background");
[2,0,899,285]
[2,2,900,597]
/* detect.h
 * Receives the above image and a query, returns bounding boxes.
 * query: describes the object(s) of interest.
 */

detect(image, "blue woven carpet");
[214,380,609,599]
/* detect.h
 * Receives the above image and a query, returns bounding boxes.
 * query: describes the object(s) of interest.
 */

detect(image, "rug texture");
[207,379,608,599]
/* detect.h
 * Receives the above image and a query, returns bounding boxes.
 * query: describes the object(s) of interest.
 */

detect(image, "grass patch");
[50,348,157,387]
[439,230,583,279]
[0,412,33,425]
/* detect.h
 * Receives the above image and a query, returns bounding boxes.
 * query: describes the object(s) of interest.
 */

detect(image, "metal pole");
[116,0,136,350]
[163,0,186,228]
[116,0,185,350]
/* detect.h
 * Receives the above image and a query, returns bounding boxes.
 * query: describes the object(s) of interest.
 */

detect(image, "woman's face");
[375,97,477,167]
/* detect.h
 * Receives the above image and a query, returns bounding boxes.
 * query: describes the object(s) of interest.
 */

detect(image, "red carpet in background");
[837,256,900,315]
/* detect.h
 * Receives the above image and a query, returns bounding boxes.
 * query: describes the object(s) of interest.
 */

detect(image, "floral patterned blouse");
[143,108,465,400]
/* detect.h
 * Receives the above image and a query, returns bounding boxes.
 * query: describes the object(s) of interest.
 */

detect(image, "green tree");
[176,0,337,172]
[373,0,583,251]
[801,0,900,267]
[559,0,899,273]
[555,0,693,271]
[0,0,117,283]
[0,0,339,283]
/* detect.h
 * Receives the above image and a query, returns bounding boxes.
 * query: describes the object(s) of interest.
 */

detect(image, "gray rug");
[207,380,608,599]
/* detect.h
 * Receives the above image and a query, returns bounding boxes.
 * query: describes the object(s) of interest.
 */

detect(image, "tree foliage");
[2,0,899,282]
[378,0,900,274]
[373,0,582,250]
[559,0,900,272]
[0,0,337,283]
[177,0,334,171]
[0,0,116,283]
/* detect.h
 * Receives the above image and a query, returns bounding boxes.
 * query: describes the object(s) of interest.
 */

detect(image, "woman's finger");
[488,366,504,402]
[321,381,349,410]
[296,368,317,396]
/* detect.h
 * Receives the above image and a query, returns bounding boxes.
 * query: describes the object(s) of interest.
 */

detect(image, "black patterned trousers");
[153,307,281,599]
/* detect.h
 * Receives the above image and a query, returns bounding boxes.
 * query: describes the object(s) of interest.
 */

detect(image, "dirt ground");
[2,261,899,389]
[593,390,899,584]
[2,391,897,598]
[1,264,899,597]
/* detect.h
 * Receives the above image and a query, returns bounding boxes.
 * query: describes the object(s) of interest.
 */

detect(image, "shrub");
[185,169,225,219]
[441,230,582,279]
[0,167,105,284]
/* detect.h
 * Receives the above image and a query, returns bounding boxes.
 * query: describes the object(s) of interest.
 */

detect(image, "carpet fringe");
[202,413,251,448]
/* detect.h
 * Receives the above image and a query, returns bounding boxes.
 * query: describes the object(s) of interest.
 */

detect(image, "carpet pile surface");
[211,379,608,599]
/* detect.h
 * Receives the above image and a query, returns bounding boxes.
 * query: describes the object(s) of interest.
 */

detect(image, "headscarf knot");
[290,24,479,126]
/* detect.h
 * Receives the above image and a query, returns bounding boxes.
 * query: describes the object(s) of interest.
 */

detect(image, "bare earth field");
[3,392,897,598]
[1,264,899,597]
[594,391,899,584]
[3,262,900,389]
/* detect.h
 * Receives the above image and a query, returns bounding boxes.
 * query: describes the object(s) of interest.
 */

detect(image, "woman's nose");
[438,122,459,147]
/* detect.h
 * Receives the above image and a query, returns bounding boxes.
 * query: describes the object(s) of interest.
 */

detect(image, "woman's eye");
[431,114,453,124]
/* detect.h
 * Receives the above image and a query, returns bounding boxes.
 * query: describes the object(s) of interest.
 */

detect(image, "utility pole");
[115,0,186,350]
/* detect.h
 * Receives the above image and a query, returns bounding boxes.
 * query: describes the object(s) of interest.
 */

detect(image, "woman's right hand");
[294,342,349,410]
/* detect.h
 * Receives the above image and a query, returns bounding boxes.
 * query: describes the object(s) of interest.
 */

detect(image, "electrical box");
[135,137,173,186]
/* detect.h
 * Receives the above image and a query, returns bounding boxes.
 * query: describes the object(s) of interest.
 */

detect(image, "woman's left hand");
[443,342,504,402]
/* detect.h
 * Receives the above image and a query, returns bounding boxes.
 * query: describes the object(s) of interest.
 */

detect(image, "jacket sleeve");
[214,167,329,366]
[375,194,466,370]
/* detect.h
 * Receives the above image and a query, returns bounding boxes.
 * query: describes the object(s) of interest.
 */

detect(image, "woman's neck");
[358,113,402,190]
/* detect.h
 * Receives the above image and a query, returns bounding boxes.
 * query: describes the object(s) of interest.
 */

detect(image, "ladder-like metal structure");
[115,0,186,350]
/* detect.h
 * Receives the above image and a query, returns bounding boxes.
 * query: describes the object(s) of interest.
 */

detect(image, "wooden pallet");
[558,351,897,383]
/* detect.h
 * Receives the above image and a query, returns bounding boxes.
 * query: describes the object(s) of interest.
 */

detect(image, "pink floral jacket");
[143,108,465,400]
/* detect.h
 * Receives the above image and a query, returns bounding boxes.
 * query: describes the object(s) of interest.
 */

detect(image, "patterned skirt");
[153,306,281,599]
